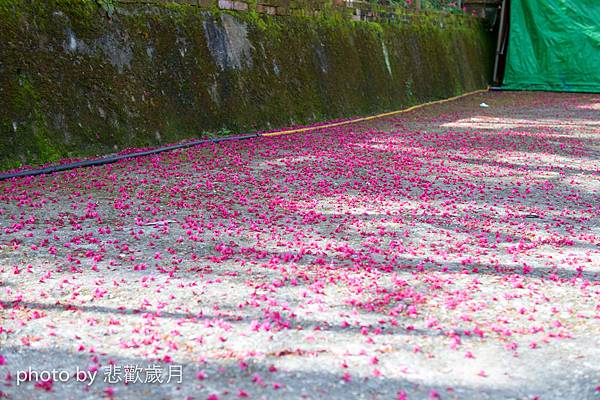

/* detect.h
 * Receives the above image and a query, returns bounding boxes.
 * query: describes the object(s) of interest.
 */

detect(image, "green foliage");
[371,0,464,13]
[95,0,114,17]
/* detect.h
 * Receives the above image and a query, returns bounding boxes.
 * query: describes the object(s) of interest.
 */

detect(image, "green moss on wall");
[0,0,492,169]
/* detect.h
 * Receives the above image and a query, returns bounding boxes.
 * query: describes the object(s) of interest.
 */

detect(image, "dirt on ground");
[0,91,599,400]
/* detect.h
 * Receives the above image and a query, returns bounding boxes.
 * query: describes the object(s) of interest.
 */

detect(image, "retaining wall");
[0,0,492,169]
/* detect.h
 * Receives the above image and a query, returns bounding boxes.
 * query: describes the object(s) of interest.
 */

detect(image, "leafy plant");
[95,0,115,17]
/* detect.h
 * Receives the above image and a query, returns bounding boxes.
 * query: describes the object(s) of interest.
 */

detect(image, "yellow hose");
[261,87,489,137]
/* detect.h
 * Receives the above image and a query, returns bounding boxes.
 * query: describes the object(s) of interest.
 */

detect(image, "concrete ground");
[0,91,599,400]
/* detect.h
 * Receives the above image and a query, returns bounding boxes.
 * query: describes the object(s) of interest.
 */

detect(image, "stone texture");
[0,0,492,169]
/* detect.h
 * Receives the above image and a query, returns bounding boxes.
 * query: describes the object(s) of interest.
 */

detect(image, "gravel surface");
[0,91,599,400]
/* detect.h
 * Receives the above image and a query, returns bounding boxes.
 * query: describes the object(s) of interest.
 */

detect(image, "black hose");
[0,133,259,181]
[0,88,489,181]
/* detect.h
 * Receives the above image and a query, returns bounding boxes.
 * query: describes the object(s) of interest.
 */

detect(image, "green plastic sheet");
[503,0,600,92]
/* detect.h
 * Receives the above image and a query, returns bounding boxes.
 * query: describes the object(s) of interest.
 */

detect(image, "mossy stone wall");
[0,0,492,169]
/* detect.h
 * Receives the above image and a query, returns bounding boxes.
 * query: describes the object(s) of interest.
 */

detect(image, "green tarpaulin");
[503,0,600,92]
